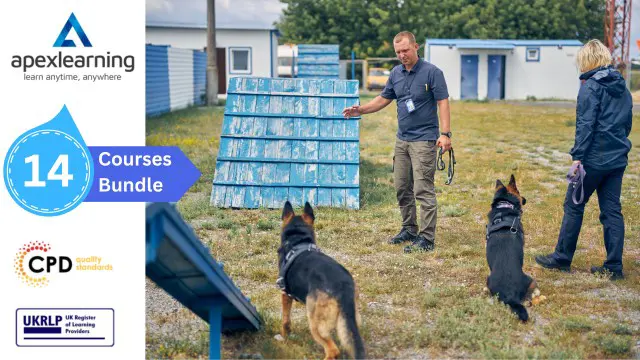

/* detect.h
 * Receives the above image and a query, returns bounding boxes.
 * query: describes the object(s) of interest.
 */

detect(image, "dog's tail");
[507,301,529,322]
[337,290,366,359]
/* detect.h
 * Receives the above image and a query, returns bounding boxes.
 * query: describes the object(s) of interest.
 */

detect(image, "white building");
[425,39,583,100]
[146,22,279,94]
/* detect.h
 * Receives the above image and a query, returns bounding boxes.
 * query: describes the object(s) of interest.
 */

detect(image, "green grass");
[146,97,640,359]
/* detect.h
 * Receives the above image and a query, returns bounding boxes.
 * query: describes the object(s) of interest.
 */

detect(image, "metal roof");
[426,39,583,48]
[147,21,278,31]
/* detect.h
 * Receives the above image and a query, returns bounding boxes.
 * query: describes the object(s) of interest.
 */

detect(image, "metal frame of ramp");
[146,203,261,359]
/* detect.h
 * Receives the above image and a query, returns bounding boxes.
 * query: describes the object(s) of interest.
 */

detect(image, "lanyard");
[403,70,417,97]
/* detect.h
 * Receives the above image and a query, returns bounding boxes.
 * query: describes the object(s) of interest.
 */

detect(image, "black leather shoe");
[535,254,571,272]
[388,228,417,244]
[590,266,624,281]
[403,236,435,253]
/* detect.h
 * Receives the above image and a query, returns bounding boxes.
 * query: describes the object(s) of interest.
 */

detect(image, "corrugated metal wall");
[168,48,195,111]
[193,51,207,105]
[296,44,340,79]
[211,77,361,209]
[146,45,207,117]
[146,45,170,117]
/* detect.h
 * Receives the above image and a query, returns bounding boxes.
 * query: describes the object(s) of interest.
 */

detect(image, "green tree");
[277,0,606,59]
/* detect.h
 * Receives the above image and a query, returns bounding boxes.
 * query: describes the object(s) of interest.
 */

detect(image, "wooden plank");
[332,164,346,184]
[261,187,274,208]
[211,185,227,207]
[252,117,267,136]
[276,163,290,183]
[332,189,346,207]
[262,163,277,184]
[291,141,304,160]
[218,138,233,158]
[278,140,292,160]
[291,163,305,184]
[319,142,332,161]
[318,188,331,206]
[346,165,359,185]
[288,187,303,208]
[281,118,294,137]
[304,164,318,185]
[231,186,246,208]
[305,141,318,160]
[346,189,359,209]
[346,142,359,161]
[332,142,346,161]
[318,164,331,185]
[213,161,230,182]
[273,188,288,209]
[244,186,260,208]
[247,162,262,184]
[303,188,317,207]
[346,121,359,138]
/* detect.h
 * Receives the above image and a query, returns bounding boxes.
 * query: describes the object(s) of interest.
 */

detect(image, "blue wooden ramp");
[146,203,261,359]
[296,44,340,79]
[211,77,361,210]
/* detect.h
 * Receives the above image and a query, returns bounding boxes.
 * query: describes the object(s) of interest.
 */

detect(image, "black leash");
[437,147,455,185]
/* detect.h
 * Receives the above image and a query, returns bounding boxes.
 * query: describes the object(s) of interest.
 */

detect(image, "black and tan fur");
[279,201,365,360]
[486,175,538,322]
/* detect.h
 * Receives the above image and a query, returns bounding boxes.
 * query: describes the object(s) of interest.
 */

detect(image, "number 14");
[24,154,74,187]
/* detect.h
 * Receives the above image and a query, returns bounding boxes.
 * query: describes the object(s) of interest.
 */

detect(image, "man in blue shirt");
[343,31,452,252]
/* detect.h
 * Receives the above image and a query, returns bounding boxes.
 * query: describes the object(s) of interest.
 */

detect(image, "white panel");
[168,48,194,110]
[429,42,581,100]
[146,28,277,91]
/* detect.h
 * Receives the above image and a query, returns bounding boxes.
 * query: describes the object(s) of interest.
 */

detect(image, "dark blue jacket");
[570,66,633,170]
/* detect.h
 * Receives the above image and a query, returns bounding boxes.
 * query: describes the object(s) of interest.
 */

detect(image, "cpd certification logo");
[13,241,113,288]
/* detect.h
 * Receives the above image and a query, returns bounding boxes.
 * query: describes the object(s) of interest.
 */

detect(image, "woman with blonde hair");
[535,39,633,280]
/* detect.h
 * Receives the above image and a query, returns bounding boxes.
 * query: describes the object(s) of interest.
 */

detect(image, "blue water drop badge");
[3,105,94,216]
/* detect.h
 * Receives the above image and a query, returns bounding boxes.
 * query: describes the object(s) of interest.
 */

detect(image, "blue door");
[460,55,478,100]
[487,55,505,100]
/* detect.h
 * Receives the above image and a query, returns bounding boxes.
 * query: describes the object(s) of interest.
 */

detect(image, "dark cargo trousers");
[393,139,438,242]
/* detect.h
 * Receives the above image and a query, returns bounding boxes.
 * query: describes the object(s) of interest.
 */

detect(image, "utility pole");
[206,0,219,105]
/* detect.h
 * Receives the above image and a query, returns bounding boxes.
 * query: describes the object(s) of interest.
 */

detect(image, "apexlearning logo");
[53,12,92,48]
[13,241,113,288]
[10,12,135,78]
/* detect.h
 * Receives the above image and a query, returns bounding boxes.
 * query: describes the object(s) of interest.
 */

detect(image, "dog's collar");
[276,243,321,301]
[486,212,522,240]
[496,201,515,210]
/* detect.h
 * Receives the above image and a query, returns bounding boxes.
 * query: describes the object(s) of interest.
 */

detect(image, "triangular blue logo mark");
[53,13,92,48]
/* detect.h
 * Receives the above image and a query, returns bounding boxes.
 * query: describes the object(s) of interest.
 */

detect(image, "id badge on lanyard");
[405,99,416,113]
[404,72,417,113]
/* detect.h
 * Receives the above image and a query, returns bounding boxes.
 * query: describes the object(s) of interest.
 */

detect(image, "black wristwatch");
[440,132,452,138]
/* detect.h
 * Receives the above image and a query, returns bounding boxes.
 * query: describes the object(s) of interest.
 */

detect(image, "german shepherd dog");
[486,175,538,322]
[279,201,365,359]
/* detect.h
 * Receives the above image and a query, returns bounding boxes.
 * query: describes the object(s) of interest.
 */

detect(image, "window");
[278,57,293,66]
[526,47,540,62]
[230,47,252,74]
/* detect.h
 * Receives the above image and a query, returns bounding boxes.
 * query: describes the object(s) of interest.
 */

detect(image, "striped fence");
[146,44,207,117]
[296,44,340,79]
[211,77,361,209]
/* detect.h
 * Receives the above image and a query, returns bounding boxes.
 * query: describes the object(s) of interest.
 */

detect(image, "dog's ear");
[282,201,294,221]
[508,174,518,191]
[302,202,315,225]
[303,202,315,220]
[495,179,505,190]
[522,197,527,206]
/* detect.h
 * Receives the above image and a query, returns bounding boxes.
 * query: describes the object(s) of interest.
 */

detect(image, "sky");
[146,0,639,58]
[146,0,285,29]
